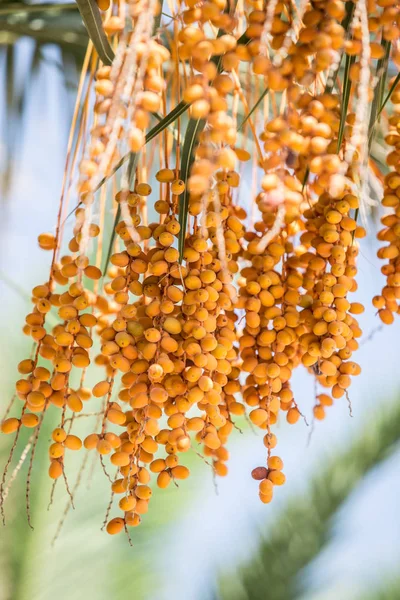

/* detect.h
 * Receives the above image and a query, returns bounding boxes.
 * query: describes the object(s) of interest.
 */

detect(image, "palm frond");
[237,86,269,131]
[219,398,400,600]
[0,3,87,50]
[0,421,207,600]
[178,117,206,260]
[377,71,400,121]
[75,0,114,65]
[0,2,87,197]
[368,39,391,149]
[364,578,400,600]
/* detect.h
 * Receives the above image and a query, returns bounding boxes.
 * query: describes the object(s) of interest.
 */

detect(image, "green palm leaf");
[75,0,114,65]
[219,398,400,600]
[178,117,206,260]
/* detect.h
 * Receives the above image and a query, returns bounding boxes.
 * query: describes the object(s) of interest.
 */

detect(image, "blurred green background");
[1,5,400,600]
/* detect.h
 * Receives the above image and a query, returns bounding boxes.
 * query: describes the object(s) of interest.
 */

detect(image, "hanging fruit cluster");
[1,0,400,537]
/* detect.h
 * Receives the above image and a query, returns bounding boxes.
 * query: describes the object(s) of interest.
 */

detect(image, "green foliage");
[368,40,391,149]
[0,2,86,49]
[218,399,400,600]
[365,578,400,600]
[75,0,114,65]
[337,53,356,152]
[377,71,400,122]
[178,117,206,259]
[237,86,269,131]
[0,2,86,196]
[0,420,206,600]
